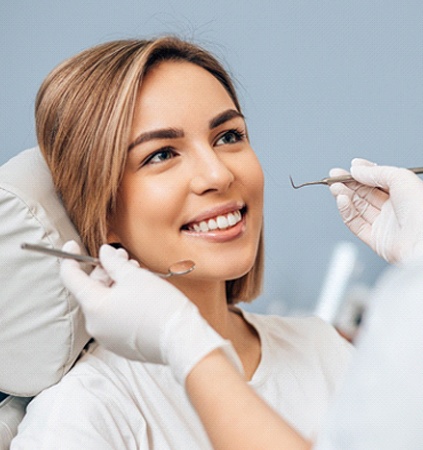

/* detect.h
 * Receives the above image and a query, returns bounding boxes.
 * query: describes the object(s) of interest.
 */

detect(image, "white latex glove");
[314,257,423,450]
[60,241,242,385]
[330,158,423,263]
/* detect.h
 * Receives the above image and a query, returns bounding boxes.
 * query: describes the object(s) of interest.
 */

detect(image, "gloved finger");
[90,265,113,287]
[61,240,113,287]
[352,184,388,216]
[129,258,140,268]
[350,166,423,224]
[62,239,82,254]
[330,181,365,200]
[332,183,381,225]
[331,183,380,225]
[60,241,109,308]
[112,246,140,268]
[61,240,95,289]
[349,164,404,191]
[329,167,349,177]
[116,247,129,259]
[350,189,383,225]
[98,244,138,282]
[328,168,365,194]
[351,158,377,167]
[384,169,423,213]
[109,247,140,268]
[330,181,350,196]
[60,256,108,309]
[331,177,388,212]
[329,182,370,222]
[335,194,372,244]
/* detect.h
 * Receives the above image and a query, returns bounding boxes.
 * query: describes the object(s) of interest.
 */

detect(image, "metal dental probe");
[289,167,423,189]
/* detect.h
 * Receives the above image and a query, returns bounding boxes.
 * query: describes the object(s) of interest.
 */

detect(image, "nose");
[189,146,235,195]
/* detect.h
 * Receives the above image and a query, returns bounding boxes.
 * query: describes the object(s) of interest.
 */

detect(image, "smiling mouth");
[182,207,246,233]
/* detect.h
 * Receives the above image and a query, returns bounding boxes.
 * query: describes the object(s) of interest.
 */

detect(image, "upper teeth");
[189,210,242,232]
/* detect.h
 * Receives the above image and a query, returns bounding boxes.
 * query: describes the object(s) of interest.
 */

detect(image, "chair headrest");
[0,147,90,396]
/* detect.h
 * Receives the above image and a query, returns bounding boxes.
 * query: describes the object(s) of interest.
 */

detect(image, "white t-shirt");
[12,311,353,449]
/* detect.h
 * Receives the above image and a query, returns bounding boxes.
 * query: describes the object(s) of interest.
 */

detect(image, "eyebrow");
[128,128,183,151]
[209,109,245,129]
[128,108,245,151]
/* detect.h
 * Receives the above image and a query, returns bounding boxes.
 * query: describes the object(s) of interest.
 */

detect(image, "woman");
[11,36,410,449]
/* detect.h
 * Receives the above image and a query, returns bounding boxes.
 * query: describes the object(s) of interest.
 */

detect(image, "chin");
[209,258,255,281]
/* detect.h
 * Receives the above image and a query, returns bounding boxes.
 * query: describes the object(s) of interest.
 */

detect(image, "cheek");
[242,154,264,201]
[111,179,185,251]
[255,163,265,195]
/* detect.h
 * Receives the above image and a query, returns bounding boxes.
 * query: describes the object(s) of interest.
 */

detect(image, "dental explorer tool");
[21,243,195,278]
[289,167,423,189]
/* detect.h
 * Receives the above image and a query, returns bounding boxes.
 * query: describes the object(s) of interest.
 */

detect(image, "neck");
[172,277,261,380]
[169,277,232,338]
[169,276,262,381]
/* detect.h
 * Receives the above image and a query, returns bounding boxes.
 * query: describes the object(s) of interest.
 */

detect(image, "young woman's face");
[108,61,264,283]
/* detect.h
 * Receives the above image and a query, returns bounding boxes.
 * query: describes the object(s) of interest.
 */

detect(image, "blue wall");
[2,1,422,313]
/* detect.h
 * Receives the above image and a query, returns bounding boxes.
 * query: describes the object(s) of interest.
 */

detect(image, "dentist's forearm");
[186,349,312,450]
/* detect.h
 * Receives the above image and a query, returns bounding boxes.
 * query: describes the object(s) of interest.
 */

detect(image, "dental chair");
[0,147,90,449]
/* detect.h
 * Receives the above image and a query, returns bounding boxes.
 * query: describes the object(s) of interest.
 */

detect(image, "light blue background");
[2,1,422,314]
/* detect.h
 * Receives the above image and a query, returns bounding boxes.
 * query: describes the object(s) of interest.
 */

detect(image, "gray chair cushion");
[0,147,90,397]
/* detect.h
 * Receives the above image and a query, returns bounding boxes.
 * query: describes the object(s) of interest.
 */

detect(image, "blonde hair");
[35,36,263,303]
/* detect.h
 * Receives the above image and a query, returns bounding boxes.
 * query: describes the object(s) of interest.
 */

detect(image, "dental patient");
[14,36,421,449]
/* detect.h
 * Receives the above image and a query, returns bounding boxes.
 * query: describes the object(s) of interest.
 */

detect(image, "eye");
[215,129,246,146]
[142,148,177,166]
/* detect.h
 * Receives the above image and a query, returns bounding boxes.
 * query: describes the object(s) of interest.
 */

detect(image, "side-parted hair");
[35,36,263,303]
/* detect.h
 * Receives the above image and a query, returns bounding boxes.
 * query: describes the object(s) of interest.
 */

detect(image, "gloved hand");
[60,241,243,385]
[329,158,423,263]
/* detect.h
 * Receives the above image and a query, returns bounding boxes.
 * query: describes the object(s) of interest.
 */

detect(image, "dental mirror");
[21,243,195,278]
[161,260,196,278]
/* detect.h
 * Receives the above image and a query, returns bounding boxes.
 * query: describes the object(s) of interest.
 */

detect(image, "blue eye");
[143,148,176,166]
[215,129,246,146]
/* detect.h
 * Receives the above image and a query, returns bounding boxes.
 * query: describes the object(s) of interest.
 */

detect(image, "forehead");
[140,60,231,99]
[132,61,237,129]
